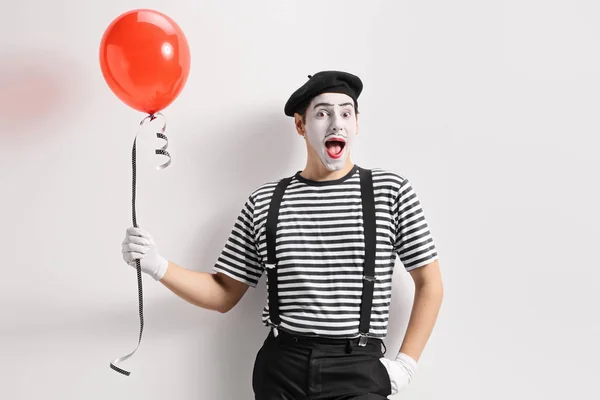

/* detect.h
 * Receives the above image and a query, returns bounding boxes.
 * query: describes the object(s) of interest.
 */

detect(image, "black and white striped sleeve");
[393,179,439,271]
[212,195,264,287]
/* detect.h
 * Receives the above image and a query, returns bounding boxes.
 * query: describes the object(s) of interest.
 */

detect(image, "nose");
[331,114,344,132]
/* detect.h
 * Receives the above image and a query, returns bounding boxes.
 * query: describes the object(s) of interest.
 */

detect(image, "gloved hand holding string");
[121,227,169,281]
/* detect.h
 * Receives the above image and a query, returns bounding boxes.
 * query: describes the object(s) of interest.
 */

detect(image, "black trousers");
[252,330,392,400]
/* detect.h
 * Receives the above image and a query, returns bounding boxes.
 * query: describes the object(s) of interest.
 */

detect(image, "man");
[122,71,444,399]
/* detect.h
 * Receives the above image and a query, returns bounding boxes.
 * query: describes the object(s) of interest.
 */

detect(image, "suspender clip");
[268,322,279,337]
[265,263,276,270]
[358,333,369,347]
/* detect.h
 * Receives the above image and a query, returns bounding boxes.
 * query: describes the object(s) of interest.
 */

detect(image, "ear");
[355,114,359,135]
[294,113,305,137]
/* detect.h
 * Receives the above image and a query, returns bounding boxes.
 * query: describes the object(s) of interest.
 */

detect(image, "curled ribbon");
[110,112,171,376]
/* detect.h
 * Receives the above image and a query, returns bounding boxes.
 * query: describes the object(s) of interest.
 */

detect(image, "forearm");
[159,261,229,312]
[398,280,444,362]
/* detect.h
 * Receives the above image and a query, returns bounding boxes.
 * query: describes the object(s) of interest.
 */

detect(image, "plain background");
[1,0,598,399]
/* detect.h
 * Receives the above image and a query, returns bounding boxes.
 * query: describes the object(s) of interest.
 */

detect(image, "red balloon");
[99,9,191,115]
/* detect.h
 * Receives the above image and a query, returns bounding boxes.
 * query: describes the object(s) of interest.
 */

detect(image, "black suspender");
[358,168,376,346]
[265,176,293,327]
[264,168,377,346]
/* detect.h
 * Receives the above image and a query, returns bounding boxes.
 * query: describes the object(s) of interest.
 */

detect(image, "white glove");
[121,227,169,281]
[379,352,418,396]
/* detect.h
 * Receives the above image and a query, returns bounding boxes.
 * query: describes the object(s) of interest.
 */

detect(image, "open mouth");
[325,137,346,159]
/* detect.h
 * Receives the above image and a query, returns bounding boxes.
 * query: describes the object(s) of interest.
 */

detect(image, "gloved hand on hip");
[121,227,168,281]
[379,352,418,396]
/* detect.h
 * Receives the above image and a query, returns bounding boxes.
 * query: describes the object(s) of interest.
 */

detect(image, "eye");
[316,110,329,118]
[342,111,351,118]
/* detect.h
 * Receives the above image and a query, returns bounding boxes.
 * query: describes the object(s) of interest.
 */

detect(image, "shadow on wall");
[188,107,301,247]
[0,50,81,133]
[185,107,301,191]
[182,109,300,397]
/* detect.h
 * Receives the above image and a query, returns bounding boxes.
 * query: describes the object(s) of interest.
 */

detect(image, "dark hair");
[297,99,359,123]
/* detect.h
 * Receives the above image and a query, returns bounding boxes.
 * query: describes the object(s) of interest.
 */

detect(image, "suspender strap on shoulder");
[358,168,376,345]
[265,176,293,327]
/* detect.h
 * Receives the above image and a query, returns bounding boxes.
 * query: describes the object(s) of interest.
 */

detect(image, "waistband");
[267,328,386,354]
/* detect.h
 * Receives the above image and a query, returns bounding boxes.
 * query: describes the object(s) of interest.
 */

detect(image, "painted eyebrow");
[313,102,354,109]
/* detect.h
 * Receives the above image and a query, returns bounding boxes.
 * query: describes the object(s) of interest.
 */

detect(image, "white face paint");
[303,92,358,171]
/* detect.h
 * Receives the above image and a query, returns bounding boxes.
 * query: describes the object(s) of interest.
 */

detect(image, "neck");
[300,159,355,182]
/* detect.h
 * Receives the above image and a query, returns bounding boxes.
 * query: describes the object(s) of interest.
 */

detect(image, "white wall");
[1,0,599,399]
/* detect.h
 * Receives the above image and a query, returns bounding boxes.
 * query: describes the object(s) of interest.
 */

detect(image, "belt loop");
[345,339,353,354]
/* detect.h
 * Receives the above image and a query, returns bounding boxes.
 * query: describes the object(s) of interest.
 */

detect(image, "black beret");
[284,70,363,117]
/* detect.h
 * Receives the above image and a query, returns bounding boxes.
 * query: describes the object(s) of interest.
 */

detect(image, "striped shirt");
[213,164,438,339]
